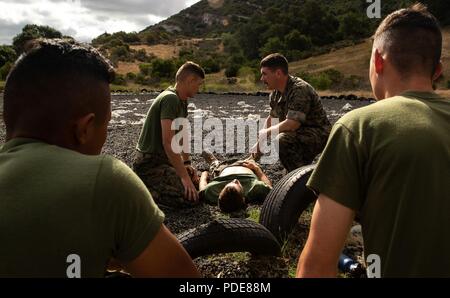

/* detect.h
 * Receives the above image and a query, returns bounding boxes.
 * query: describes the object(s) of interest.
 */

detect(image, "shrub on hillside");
[310,73,332,90]
[126,72,136,81]
[139,63,152,76]
[260,37,286,58]
[151,59,176,79]
[13,24,62,54]
[323,68,344,85]
[297,69,346,90]
[0,45,17,67]
[134,49,153,62]
[285,30,312,51]
[135,73,157,85]
[225,64,240,78]
[0,62,13,80]
[202,58,221,74]
[110,44,133,63]
[342,75,362,89]
[112,74,127,86]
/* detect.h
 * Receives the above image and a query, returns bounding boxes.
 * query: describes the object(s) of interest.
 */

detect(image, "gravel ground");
[0,92,371,277]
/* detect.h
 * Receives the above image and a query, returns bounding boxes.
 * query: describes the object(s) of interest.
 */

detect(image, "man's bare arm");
[180,128,191,163]
[252,116,272,155]
[121,224,200,277]
[161,119,198,202]
[296,194,355,278]
[242,161,272,187]
[199,171,209,192]
[268,119,300,134]
[263,115,272,129]
[254,168,272,187]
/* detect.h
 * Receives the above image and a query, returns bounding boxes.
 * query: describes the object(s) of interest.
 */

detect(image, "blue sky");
[0,0,202,45]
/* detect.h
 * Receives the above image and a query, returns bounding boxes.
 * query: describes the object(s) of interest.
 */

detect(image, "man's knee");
[276,132,297,150]
[138,165,183,195]
[276,132,306,171]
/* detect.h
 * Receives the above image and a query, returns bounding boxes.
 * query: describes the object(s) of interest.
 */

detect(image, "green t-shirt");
[0,138,165,277]
[307,91,450,277]
[202,173,271,204]
[136,87,188,155]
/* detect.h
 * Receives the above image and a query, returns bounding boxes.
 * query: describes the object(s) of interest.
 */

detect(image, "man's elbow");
[297,254,337,278]
[286,120,301,132]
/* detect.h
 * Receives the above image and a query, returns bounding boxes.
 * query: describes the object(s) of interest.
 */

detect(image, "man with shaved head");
[0,39,199,277]
[297,4,450,277]
[133,61,205,209]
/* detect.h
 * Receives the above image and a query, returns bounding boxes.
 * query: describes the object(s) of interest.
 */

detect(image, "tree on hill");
[13,24,63,54]
[92,31,141,47]
[0,45,16,67]
[339,12,370,40]
[285,30,312,52]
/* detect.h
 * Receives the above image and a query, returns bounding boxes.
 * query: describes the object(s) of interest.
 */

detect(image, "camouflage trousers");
[132,152,197,209]
[276,127,328,172]
[208,157,256,179]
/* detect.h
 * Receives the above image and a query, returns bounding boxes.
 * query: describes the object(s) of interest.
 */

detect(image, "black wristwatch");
[184,159,192,165]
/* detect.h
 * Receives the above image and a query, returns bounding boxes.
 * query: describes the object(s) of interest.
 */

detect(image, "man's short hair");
[175,61,205,82]
[373,3,442,78]
[218,185,246,213]
[4,38,115,139]
[260,53,289,75]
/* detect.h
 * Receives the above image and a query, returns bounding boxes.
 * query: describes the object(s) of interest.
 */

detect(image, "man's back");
[308,91,450,276]
[0,138,164,277]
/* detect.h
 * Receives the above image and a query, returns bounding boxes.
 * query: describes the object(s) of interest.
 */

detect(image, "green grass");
[288,263,297,278]
[203,80,261,93]
[247,208,260,223]
[110,84,137,93]
[0,81,5,92]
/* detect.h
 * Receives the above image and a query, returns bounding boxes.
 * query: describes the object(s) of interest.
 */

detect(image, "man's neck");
[277,75,290,94]
[174,83,188,101]
[384,76,435,99]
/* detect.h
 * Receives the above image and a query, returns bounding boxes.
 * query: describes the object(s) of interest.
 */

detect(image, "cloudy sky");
[0,0,202,45]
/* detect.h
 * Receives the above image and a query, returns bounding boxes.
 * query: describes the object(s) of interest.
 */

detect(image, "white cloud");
[0,0,201,45]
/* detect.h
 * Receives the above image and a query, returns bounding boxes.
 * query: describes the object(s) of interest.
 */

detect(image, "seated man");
[252,53,331,172]
[297,4,450,278]
[199,152,272,213]
[133,62,205,209]
[0,39,199,278]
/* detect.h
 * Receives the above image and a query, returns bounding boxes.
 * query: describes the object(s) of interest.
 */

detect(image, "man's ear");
[432,61,443,81]
[374,49,384,74]
[74,113,96,145]
[275,69,284,77]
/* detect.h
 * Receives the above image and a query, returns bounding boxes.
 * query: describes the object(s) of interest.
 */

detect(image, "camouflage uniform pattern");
[133,152,197,209]
[208,157,254,178]
[269,75,331,172]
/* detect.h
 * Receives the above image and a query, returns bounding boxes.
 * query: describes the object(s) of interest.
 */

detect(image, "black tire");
[259,164,318,241]
[347,94,358,101]
[178,218,281,259]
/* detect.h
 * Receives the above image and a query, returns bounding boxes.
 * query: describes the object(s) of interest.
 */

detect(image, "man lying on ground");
[0,39,199,278]
[199,151,272,213]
